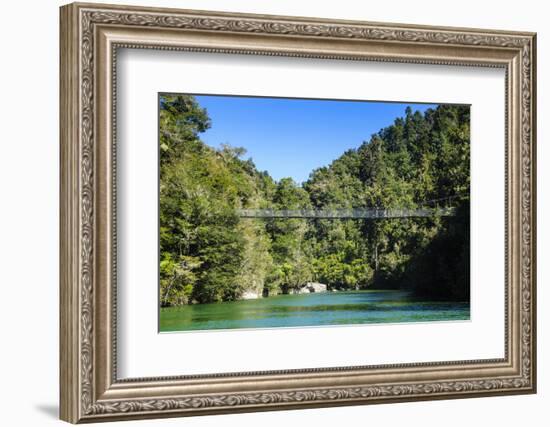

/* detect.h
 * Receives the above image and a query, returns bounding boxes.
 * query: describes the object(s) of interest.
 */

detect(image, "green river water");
[159,290,469,332]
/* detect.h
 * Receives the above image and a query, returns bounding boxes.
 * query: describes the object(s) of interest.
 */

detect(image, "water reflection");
[160,290,470,332]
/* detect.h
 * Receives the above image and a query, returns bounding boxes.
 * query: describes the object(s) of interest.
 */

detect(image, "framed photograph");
[60,2,537,423]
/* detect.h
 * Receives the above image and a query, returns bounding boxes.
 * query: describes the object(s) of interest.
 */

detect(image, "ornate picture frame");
[60,2,536,423]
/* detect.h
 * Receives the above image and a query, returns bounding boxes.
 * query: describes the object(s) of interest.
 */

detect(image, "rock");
[306,282,328,293]
[290,287,310,294]
[289,283,328,294]
[241,290,260,300]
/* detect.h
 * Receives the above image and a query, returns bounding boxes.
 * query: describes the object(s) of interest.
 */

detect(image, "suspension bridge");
[236,195,464,219]
[236,207,455,219]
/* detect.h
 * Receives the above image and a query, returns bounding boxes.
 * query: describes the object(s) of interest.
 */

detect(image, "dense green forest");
[159,95,470,306]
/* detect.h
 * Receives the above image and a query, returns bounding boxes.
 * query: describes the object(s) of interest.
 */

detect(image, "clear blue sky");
[195,95,437,184]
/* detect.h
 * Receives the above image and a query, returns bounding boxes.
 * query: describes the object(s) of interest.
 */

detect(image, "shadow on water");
[160,290,470,332]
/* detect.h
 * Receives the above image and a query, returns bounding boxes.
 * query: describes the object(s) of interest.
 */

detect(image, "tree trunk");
[374,242,379,271]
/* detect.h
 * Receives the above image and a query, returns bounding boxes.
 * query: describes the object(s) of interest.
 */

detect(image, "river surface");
[159,290,469,332]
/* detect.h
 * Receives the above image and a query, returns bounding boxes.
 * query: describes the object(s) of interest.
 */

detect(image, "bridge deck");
[237,207,456,219]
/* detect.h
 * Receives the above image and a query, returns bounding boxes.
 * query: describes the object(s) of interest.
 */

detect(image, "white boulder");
[241,290,260,300]
[306,282,328,293]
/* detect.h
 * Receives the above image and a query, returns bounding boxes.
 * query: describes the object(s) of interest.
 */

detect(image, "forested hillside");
[159,95,470,306]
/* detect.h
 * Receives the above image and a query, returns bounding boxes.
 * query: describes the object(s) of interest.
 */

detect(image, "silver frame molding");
[60,2,537,423]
